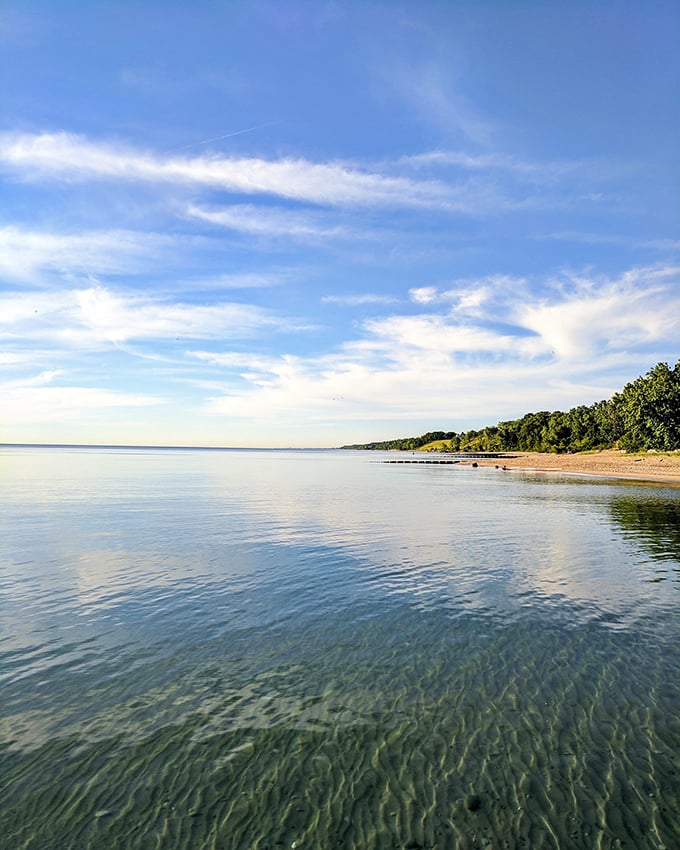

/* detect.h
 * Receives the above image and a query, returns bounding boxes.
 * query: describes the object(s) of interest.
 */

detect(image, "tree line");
[343,360,680,453]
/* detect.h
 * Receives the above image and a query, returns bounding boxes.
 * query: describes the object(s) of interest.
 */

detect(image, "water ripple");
[0,447,678,849]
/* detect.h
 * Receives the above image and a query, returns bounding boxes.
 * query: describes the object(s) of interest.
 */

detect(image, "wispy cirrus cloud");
[534,231,680,252]
[400,150,574,179]
[0,352,40,367]
[1,372,164,427]
[0,225,176,284]
[187,350,279,371]
[397,150,618,191]
[0,224,292,292]
[0,131,556,216]
[1,368,164,427]
[186,203,352,240]
[174,271,290,292]
[0,131,456,209]
[382,59,494,147]
[534,230,628,245]
[322,293,398,306]
[0,284,284,349]
[643,239,680,252]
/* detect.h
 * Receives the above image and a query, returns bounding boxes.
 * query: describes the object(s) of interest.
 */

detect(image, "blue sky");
[1,0,678,447]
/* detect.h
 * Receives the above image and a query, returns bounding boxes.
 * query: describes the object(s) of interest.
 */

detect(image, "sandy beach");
[468,449,680,485]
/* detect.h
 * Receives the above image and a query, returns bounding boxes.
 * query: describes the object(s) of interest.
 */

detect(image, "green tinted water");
[0,447,678,849]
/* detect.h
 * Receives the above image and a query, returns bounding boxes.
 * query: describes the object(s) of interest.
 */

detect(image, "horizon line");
[0,442,341,452]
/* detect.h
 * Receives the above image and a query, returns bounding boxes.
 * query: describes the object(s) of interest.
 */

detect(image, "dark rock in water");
[465,793,482,811]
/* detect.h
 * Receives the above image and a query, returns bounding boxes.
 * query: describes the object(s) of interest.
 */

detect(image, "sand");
[468,448,680,485]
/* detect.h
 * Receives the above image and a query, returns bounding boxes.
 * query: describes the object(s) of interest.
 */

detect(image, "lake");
[0,446,678,849]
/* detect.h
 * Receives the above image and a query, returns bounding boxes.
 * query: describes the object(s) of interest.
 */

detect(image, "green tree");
[518,411,551,451]
[616,360,680,451]
[343,359,680,454]
[543,411,573,453]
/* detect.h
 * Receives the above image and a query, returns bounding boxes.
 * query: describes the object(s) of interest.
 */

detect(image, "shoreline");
[457,449,680,485]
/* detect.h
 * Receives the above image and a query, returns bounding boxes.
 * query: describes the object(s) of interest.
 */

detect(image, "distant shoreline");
[427,449,680,485]
[0,443,330,452]
[2,443,679,485]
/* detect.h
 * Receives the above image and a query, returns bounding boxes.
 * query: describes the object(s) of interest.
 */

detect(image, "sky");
[1,0,678,447]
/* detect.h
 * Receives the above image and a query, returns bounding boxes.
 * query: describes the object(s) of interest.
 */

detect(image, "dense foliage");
[342,431,458,452]
[343,360,680,453]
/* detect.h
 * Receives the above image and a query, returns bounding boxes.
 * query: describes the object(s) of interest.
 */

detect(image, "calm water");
[0,446,678,850]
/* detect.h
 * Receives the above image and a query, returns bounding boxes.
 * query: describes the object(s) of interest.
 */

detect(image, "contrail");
[180,122,279,150]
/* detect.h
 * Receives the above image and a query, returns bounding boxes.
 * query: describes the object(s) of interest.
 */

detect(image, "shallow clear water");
[0,446,678,850]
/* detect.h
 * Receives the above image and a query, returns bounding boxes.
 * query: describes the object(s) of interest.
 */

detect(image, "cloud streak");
[322,294,398,306]
[0,284,283,349]
[0,132,456,209]
[180,122,280,150]
[1,370,164,426]
[186,203,352,240]
[0,226,176,284]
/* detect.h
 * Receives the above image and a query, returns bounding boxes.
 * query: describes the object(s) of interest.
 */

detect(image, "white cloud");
[176,272,289,291]
[322,294,398,306]
[0,352,36,366]
[188,312,537,425]
[534,231,626,245]
[187,350,279,372]
[0,226,174,284]
[410,276,523,315]
[451,287,490,314]
[5,264,672,437]
[402,151,511,169]
[361,314,518,356]
[0,285,282,348]
[1,371,163,425]
[187,264,680,430]
[74,287,275,343]
[518,266,680,361]
[2,369,62,389]
[0,132,457,209]
[401,150,555,175]
[398,150,607,192]
[0,133,570,220]
[186,203,351,240]
[409,286,438,304]
[196,348,556,426]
